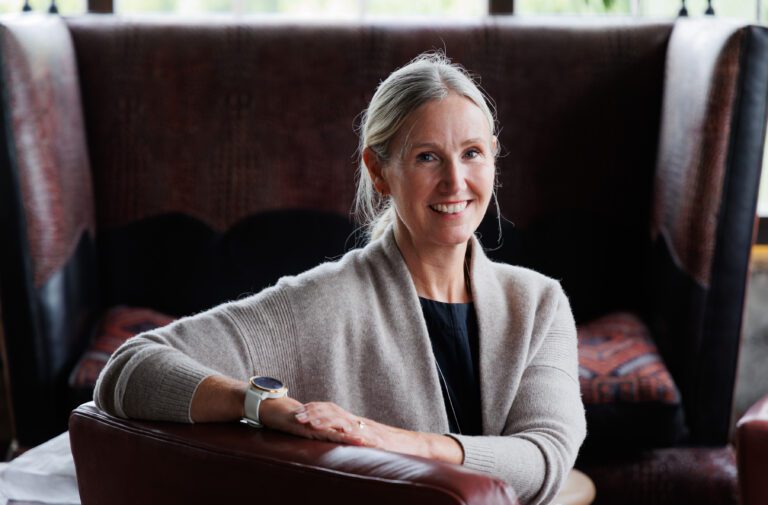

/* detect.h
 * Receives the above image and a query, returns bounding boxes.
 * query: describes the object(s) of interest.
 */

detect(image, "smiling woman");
[94,52,586,505]
[357,55,498,302]
[377,107,494,299]
[366,96,496,254]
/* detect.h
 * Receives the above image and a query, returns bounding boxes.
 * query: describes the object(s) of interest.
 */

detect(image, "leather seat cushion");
[69,306,176,389]
[577,312,687,454]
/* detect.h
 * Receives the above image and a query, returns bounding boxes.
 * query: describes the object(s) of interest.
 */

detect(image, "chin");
[429,228,476,248]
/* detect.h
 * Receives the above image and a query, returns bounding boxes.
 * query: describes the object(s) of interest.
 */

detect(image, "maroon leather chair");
[737,393,768,505]
[2,12,768,505]
[69,402,518,505]
[68,397,768,504]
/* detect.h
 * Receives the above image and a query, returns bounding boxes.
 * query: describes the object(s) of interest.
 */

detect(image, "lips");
[429,201,469,214]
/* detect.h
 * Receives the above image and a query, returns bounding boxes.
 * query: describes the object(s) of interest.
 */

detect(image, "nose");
[440,156,467,194]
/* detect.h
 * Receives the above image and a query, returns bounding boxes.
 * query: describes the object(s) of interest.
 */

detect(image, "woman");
[95,53,586,505]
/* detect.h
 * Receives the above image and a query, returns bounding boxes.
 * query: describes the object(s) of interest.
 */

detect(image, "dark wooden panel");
[490,0,514,14]
[87,0,112,13]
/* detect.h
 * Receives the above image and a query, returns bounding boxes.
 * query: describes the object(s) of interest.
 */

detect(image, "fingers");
[294,402,357,434]
[289,402,381,447]
[259,399,390,450]
[306,424,380,447]
[315,429,368,446]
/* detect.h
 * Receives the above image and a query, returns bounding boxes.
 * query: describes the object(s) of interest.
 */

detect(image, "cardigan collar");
[376,226,513,435]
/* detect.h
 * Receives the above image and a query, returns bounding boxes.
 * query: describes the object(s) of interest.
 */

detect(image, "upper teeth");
[431,201,468,214]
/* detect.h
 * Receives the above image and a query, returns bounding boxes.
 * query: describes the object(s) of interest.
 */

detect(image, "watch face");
[251,376,284,392]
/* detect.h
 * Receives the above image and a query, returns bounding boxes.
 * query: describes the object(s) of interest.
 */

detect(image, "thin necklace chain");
[435,255,470,435]
[464,257,472,299]
[424,251,471,434]
[435,359,463,435]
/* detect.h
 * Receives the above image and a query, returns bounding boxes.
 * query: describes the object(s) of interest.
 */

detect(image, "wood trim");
[87,0,113,13]
[489,0,514,15]
[751,244,768,269]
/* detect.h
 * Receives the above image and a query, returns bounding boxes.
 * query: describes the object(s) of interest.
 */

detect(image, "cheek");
[394,172,435,201]
[475,165,496,198]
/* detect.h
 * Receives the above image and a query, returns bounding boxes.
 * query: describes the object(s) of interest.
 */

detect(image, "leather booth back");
[65,18,672,321]
[0,15,98,445]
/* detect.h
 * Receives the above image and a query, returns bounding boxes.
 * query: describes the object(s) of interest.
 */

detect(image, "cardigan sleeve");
[449,288,587,505]
[93,286,299,423]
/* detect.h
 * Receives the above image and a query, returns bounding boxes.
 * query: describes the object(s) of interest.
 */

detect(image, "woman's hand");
[291,401,464,464]
[259,397,367,446]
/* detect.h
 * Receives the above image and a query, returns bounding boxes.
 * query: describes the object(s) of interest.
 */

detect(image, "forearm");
[420,432,464,465]
[365,420,464,465]
[190,375,247,422]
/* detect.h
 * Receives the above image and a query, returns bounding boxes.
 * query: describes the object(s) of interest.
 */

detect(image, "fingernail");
[295,413,308,421]
[311,419,321,426]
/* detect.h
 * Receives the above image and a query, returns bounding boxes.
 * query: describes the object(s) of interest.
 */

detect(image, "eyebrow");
[408,138,486,151]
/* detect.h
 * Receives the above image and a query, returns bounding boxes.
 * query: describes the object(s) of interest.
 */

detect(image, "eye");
[464,148,481,159]
[416,152,437,162]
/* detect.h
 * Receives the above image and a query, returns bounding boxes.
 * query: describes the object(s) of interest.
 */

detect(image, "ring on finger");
[357,419,366,430]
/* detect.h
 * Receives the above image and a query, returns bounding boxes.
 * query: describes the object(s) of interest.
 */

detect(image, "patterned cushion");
[69,306,176,389]
[577,312,687,455]
[578,311,680,405]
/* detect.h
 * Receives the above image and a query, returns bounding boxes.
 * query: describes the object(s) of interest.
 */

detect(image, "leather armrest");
[736,393,768,505]
[69,403,517,505]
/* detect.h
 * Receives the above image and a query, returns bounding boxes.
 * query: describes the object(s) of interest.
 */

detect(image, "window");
[517,0,757,17]
[116,0,485,16]
[0,0,86,14]
[516,0,629,15]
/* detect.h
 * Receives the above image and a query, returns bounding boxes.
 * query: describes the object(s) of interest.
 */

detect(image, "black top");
[419,297,483,435]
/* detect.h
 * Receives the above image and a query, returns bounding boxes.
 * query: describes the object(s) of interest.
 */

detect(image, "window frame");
[489,0,513,14]
[88,0,110,12]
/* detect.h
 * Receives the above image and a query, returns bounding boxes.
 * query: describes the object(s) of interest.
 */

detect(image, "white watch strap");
[243,384,288,428]
[244,387,264,427]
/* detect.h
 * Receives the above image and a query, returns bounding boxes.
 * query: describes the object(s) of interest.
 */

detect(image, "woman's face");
[372,93,496,251]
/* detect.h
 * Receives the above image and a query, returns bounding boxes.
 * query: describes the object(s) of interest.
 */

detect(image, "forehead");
[398,94,491,147]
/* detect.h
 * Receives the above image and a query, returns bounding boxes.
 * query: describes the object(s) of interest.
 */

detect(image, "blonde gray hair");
[353,52,498,242]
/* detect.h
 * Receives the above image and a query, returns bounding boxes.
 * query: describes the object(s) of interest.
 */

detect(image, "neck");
[393,220,472,303]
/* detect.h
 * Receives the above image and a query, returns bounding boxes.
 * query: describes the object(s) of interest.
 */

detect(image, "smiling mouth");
[429,201,469,214]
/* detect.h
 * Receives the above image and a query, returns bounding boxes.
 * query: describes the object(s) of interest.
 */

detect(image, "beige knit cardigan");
[95,228,586,505]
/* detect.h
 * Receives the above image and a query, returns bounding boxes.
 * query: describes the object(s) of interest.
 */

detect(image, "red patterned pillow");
[578,312,680,405]
[69,306,176,389]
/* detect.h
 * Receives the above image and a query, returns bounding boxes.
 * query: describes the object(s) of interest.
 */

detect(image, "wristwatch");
[243,376,288,428]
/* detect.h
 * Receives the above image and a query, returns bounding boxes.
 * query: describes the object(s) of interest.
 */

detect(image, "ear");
[363,147,391,195]
[491,135,499,157]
